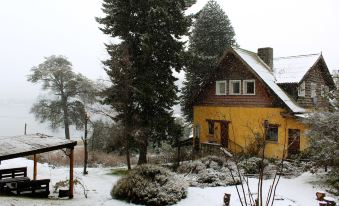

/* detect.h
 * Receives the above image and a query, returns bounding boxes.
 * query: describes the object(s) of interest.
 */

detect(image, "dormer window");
[229,80,241,95]
[311,82,317,97]
[215,80,227,95]
[243,80,256,95]
[298,81,305,97]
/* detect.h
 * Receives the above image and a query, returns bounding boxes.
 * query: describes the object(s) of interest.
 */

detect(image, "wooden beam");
[0,141,77,161]
[33,154,37,180]
[69,148,74,199]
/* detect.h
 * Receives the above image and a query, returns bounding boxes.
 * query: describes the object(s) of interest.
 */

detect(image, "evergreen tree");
[97,0,191,164]
[181,0,237,122]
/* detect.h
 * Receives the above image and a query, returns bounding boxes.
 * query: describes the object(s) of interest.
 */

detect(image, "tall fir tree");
[97,0,192,164]
[181,0,237,122]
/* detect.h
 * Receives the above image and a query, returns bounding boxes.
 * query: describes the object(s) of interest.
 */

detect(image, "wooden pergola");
[0,134,77,198]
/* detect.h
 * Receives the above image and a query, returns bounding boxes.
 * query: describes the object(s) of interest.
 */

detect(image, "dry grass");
[34,146,138,168]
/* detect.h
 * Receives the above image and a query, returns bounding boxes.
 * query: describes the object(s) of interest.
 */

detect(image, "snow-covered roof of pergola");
[0,133,77,198]
[0,133,77,161]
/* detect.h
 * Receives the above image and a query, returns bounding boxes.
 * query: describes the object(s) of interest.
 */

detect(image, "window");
[298,81,305,97]
[208,120,214,135]
[321,85,325,97]
[216,80,227,95]
[243,80,256,95]
[229,80,241,95]
[311,82,317,97]
[266,124,279,142]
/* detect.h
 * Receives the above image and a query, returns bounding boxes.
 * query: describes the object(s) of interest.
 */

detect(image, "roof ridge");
[274,53,321,60]
[232,47,257,55]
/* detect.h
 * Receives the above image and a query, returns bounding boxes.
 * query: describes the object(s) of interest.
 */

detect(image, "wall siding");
[196,53,278,108]
[296,60,331,109]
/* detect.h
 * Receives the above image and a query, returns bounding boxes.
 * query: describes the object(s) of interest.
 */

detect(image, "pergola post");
[33,154,37,180]
[69,147,74,199]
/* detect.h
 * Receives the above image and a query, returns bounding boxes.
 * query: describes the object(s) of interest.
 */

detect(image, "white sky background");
[0,0,338,136]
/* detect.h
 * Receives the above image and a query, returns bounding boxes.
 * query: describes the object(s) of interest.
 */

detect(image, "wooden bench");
[0,167,50,198]
[0,167,27,179]
[0,167,29,193]
[7,179,50,198]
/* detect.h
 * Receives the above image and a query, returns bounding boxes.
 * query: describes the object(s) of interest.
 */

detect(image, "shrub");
[177,160,206,174]
[238,157,269,174]
[177,156,239,187]
[111,164,188,205]
[200,155,225,169]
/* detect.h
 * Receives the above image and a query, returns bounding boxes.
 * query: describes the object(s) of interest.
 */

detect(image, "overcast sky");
[0,0,338,136]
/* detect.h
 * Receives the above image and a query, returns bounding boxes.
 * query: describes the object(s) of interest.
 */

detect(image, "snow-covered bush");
[200,155,225,169]
[238,157,269,174]
[177,156,240,187]
[177,160,206,174]
[111,164,188,205]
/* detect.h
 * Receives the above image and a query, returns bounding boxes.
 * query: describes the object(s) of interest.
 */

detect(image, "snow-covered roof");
[273,53,321,84]
[232,48,306,114]
[0,134,77,161]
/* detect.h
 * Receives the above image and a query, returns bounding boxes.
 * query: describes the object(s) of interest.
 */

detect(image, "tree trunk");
[138,139,148,165]
[126,141,131,170]
[62,97,70,140]
[83,116,88,175]
[124,127,131,170]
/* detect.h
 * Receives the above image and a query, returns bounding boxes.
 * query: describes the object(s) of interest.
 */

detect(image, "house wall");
[196,53,279,107]
[296,60,332,110]
[193,106,308,159]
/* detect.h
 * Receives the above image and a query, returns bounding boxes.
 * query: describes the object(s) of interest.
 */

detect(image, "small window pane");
[266,125,278,141]
[233,82,240,93]
[311,83,317,97]
[219,82,226,94]
[216,81,226,95]
[246,82,254,94]
[298,81,305,97]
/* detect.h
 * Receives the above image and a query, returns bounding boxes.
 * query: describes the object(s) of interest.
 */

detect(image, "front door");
[288,129,300,156]
[220,121,229,148]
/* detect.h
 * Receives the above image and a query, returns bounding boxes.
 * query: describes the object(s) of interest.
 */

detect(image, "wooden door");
[288,129,300,156]
[220,122,229,148]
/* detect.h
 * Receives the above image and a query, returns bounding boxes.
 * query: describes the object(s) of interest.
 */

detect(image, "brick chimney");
[258,47,273,71]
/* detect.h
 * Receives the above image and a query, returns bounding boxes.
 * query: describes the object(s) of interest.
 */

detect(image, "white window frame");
[321,85,325,97]
[229,80,242,95]
[215,80,227,95]
[243,80,256,95]
[298,81,305,97]
[311,82,317,97]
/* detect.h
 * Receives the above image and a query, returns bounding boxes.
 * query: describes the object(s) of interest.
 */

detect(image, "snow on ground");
[0,158,338,206]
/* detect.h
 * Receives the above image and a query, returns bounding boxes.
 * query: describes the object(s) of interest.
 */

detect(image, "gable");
[296,58,336,108]
[303,57,336,90]
[195,52,277,107]
[192,47,306,113]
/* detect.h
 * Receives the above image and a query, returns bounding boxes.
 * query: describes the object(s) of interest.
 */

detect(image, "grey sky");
[0,0,338,136]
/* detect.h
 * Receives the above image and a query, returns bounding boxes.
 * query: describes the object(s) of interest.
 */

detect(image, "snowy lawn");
[0,158,337,206]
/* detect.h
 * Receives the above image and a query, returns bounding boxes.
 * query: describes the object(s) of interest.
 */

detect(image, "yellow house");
[192,47,336,159]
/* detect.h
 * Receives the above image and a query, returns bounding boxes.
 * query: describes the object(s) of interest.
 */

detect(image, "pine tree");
[97,0,191,164]
[181,0,237,122]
